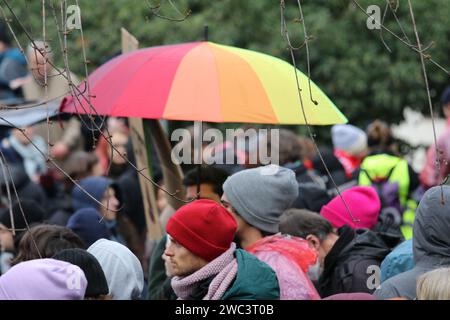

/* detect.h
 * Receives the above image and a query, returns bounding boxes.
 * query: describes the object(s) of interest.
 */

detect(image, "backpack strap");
[361,160,400,183]
[360,161,401,209]
[384,161,400,181]
[360,168,375,184]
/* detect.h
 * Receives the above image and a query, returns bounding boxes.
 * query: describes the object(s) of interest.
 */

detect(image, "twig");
[280,1,359,223]
[42,0,51,158]
[0,156,14,235]
[296,0,317,105]
[145,0,191,22]
[379,1,392,53]
[352,0,450,75]
[0,151,42,258]
[407,0,443,202]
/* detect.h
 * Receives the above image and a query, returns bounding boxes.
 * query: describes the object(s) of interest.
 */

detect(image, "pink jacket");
[420,119,450,187]
[246,234,321,300]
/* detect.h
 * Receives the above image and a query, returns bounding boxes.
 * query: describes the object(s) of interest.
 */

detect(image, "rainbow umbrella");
[61,41,346,125]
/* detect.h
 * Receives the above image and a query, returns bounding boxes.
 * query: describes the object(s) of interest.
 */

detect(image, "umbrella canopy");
[61,41,347,125]
[0,100,60,127]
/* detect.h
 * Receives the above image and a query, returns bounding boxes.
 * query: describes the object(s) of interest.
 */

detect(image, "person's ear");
[444,104,450,118]
[305,234,321,251]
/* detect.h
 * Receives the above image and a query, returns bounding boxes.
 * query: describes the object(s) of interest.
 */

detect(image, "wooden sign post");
[121,28,163,240]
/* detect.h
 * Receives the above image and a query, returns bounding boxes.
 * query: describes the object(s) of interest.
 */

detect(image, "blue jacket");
[0,48,27,90]
[380,239,414,283]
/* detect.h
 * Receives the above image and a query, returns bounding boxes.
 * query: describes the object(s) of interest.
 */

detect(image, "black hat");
[0,199,45,231]
[52,248,109,298]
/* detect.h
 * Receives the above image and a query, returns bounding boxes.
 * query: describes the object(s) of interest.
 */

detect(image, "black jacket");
[284,162,332,213]
[311,147,350,188]
[0,164,48,210]
[115,168,146,234]
[317,225,400,298]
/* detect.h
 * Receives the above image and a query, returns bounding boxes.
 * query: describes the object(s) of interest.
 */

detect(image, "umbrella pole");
[195,25,209,199]
[204,25,208,42]
[196,121,202,199]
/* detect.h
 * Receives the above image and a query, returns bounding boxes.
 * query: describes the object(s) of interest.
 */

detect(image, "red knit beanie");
[166,199,237,262]
[320,186,381,229]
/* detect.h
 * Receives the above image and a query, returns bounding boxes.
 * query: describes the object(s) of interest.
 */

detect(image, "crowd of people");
[0,21,450,300]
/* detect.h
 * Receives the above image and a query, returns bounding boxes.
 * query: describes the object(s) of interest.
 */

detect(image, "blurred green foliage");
[6,0,450,131]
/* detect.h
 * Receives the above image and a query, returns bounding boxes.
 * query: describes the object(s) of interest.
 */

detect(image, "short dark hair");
[441,86,450,106]
[278,129,304,165]
[280,208,334,241]
[183,166,229,196]
[63,151,99,181]
[0,23,11,45]
[12,224,85,265]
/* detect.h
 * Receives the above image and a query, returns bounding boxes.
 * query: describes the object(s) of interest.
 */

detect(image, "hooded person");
[374,186,450,300]
[221,164,320,300]
[71,176,116,211]
[87,238,144,300]
[71,176,125,245]
[331,124,368,178]
[320,186,381,230]
[66,208,112,247]
[164,199,279,300]
[53,248,110,299]
[0,258,87,300]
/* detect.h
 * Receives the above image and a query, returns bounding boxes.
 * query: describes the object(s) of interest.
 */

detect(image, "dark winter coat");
[0,164,47,209]
[284,161,332,213]
[318,225,399,298]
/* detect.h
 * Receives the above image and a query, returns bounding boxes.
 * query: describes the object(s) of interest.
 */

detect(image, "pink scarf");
[171,243,238,300]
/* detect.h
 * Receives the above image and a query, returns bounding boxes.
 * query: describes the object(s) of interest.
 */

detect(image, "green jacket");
[146,234,177,300]
[222,249,280,300]
[358,154,410,205]
[147,235,279,300]
[358,153,417,239]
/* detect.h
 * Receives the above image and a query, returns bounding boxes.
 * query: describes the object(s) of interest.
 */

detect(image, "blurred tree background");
[5,0,450,131]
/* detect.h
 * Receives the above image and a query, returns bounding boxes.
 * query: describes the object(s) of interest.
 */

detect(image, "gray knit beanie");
[222,165,299,234]
[331,124,367,156]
